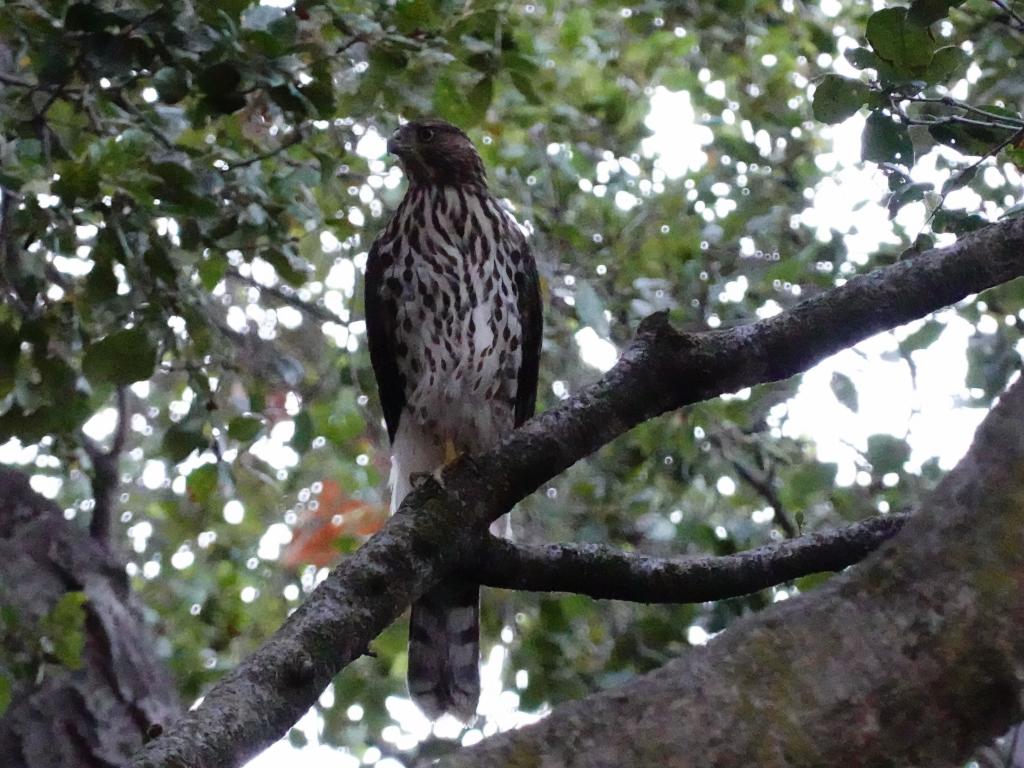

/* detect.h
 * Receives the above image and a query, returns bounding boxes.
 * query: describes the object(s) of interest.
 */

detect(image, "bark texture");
[438,377,1024,767]
[129,217,1024,768]
[0,468,180,768]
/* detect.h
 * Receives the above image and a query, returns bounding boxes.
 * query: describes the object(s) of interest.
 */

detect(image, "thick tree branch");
[471,514,908,603]
[437,373,1024,768]
[129,217,1024,768]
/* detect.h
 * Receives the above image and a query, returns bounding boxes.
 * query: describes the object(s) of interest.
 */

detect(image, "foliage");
[0,0,1021,763]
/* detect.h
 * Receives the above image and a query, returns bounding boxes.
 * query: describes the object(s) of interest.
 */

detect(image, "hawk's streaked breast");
[373,185,526,452]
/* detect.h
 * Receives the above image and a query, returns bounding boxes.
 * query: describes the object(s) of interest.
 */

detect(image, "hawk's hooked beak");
[387,128,413,157]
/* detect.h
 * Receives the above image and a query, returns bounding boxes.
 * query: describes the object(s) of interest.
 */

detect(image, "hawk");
[364,119,543,720]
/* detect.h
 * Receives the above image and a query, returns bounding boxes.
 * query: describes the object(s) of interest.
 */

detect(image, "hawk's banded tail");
[407,580,480,721]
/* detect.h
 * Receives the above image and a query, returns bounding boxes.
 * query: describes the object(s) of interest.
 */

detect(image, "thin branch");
[992,0,1024,29]
[706,430,798,538]
[730,459,798,537]
[904,95,1024,128]
[128,216,1024,768]
[80,387,130,542]
[0,70,82,94]
[924,127,1024,229]
[224,129,305,172]
[225,267,348,326]
[472,515,908,603]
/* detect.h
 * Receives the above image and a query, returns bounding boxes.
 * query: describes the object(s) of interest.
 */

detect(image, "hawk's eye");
[418,127,435,142]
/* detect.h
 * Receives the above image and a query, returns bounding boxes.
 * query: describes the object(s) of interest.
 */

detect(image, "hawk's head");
[387,119,487,188]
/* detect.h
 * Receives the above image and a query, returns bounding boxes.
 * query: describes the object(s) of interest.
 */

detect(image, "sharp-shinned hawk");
[364,119,542,720]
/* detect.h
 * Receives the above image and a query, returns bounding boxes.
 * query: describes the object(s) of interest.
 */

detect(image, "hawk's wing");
[364,239,405,444]
[514,238,543,427]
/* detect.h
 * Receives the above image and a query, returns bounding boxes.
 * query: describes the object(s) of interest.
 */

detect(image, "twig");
[225,266,348,326]
[923,127,1024,230]
[0,71,83,94]
[903,95,1024,129]
[705,429,799,538]
[731,459,798,537]
[992,0,1024,29]
[224,129,305,171]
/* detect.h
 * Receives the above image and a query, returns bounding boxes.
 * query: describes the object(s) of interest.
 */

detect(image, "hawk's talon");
[442,438,460,465]
[410,471,435,490]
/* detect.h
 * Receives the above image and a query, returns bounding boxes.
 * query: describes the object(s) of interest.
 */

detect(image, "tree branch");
[471,514,907,603]
[437,373,1024,768]
[128,216,1024,768]
[80,387,130,542]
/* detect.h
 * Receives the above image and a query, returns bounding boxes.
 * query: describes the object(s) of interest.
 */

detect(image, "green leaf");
[197,63,245,114]
[907,0,963,26]
[82,327,158,386]
[228,415,264,442]
[241,5,285,31]
[940,165,977,195]
[866,8,934,69]
[52,162,100,205]
[887,181,933,218]
[812,75,870,124]
[86,255,119,303]
[301,62,336,118]
[924,46,967,83]
[186,463,219,506]
[261,247,308,287]
[394,0,440,34]
[0,671,11,716]
[575,279,610,336]
[144,246,178,286]
[199,254,228,291]
[291,410,314,453]
[15,139,42,163]
[862,111,914,166]
[844,47,903,84]
[829,371,859,412]
[866,434,910,475]
[434,75,490,128]
[41,592,88,670]
[510,70,543,105]
[197,62,242,97]
[162,421,207,463]
[467,77,494,125]
[929,120,1014,157]
[899,320,944,355]
[153,67,189,104]
[932,208,988,235]
[794,572,833,593]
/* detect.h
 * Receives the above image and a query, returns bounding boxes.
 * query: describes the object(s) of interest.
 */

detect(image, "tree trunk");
[0,468,180,768]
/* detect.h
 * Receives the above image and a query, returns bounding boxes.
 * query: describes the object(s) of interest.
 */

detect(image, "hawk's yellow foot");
[431,438,462,485]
